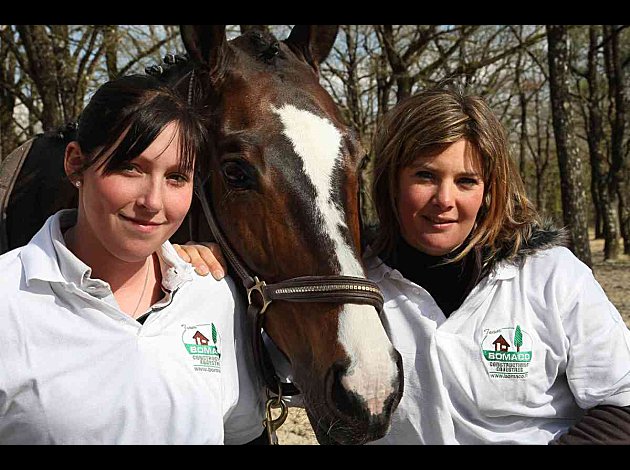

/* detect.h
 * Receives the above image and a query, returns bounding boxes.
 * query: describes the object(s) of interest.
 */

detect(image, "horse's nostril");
[328,362,369,421]
[320,356,403,443]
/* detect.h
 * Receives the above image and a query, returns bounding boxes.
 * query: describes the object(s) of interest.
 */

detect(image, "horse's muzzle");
[317,348,404,444]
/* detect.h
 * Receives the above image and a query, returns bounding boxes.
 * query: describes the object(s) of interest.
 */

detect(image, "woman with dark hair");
[0,74,263,444]
[180,85,630,444]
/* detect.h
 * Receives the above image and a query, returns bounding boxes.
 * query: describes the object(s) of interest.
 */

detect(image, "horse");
[0,25,404,445]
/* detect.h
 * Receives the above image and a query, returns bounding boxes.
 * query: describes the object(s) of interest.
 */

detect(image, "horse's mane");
[145,53,193,85]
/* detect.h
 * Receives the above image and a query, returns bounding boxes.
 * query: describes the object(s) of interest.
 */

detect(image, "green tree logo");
[211,323,217,344]
[514,325,523,352]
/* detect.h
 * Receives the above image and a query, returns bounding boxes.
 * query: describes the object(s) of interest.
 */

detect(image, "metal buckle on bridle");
[246,276,272,314]
[263,385,289,445]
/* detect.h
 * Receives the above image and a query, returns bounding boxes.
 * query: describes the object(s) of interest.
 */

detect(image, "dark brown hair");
[74,74,208,178]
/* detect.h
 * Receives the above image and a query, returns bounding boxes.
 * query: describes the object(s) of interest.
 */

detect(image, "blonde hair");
[371,86,541,266]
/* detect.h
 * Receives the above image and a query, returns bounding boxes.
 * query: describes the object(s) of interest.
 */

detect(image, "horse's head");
[180,25,403,444]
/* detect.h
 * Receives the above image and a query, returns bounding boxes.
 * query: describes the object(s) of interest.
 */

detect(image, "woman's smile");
[118,213,166,233]
[422,215,458,228]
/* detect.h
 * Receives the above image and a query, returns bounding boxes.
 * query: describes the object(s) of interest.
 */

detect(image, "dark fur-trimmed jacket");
[477,219,569,283]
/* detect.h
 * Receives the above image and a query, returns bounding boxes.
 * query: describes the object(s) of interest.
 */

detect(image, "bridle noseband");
[193,180,385,398]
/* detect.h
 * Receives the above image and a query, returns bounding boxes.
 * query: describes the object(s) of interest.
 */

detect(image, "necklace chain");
[131,258,151,317]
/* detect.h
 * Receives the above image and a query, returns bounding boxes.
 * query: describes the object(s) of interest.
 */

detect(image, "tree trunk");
[530,91,550,215]
[376,25,436,104]
[515,57,529,182]
[588,25,619,259]
[603,25,629,255]
[617,183,630,254]
[395,75,412,103]
[376,25,409,104]
[103,25,119,79]
[343,26,363,136]
[376,53,392,120]
[50,25,77,124]
[16,25,64,131]
[0,34,18,159]
[546,25,593,267]
[591,173,603,239]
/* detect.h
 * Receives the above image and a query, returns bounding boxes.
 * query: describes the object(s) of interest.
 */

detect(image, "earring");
[74,180,82,188]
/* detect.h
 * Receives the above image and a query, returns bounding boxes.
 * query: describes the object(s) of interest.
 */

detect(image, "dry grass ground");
[277,234,630,445]
[589,235,630,326]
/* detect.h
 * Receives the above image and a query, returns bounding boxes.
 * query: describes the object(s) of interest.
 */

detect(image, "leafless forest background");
[2,24,629,445]
[1,25,629,268]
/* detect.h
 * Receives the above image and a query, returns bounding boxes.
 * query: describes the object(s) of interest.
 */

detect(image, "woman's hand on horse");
[173,242,227,280]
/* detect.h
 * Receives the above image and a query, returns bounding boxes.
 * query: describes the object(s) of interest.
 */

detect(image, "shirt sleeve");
[550,405,630,444]
[562,266,630,409]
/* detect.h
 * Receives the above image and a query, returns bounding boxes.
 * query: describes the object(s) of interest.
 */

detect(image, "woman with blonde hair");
[363,85,630,444]
[177,85,630,444]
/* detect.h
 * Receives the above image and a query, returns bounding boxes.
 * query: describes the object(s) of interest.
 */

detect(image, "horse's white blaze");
[272,104,397,415]
[271,104,362,277]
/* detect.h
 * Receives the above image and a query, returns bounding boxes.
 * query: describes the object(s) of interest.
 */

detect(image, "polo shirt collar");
[156,239,195,292]
[491,261,519,280]
[21,210,75,286]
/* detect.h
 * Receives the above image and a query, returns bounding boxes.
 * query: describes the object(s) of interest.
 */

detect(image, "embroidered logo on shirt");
[481,325,532,379]
[181,323,221,373]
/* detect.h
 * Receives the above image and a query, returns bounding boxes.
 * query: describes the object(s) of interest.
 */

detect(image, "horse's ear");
[285,25,338,73]
[180,25,228,73]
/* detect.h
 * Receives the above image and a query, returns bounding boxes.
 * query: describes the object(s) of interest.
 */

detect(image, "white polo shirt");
[0,210,264,445]
[366,246,630,444]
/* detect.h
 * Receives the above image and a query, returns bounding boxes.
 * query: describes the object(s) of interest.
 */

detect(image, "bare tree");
[515,48,529,180]
[0,25,107,131]
[0,27,20,158]
[114,26,180,78]
[375,25,480,104]
[586,26,620,259]
[603,25,630,255]
[102,25,120,79]
[2,24,626,258]
[375,25,438,102]
[524,79,552,216]
[546,25,593,267]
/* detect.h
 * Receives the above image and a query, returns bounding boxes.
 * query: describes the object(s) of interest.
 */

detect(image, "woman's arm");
[550,405,630,444]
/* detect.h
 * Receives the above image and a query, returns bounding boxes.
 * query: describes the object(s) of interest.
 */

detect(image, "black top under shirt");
[383,237,481,317]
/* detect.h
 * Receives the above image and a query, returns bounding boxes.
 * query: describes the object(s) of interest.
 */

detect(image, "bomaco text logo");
[481,325,532,379]
[181,323,221,373]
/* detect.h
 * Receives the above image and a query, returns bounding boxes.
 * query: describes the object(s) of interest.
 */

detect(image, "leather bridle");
[193,180,385,397]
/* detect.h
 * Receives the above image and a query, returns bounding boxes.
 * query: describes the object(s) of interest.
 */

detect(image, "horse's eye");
[221,160,256,190]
